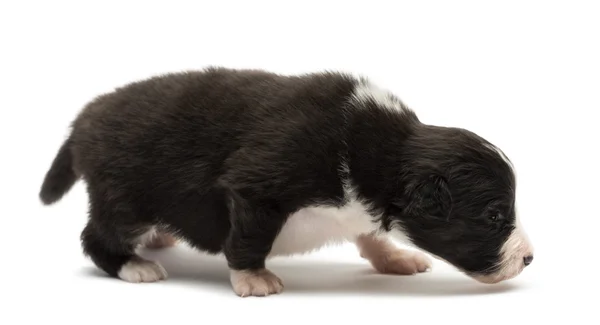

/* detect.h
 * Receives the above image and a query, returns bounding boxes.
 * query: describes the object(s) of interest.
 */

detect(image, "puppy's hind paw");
[118,257,168,283]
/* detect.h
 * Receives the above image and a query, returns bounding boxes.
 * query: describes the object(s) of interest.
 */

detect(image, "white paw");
[230,269,283,297]
[372,250,432,275]
[118,258,168,283]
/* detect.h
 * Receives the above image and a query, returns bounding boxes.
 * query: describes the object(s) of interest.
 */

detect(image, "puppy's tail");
[39,136,78,205]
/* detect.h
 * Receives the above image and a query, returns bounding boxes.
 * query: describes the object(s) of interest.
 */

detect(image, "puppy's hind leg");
[80,198,168,283]
[81,221,168,283]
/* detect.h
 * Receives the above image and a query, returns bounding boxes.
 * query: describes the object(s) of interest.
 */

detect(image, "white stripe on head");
[474,142,534,283]
[474,211,533,284]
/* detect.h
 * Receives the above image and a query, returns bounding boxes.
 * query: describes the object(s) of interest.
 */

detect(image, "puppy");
[40,67,533,297]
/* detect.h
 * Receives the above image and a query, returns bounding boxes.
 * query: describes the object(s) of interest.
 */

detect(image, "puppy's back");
[65,67,357,198]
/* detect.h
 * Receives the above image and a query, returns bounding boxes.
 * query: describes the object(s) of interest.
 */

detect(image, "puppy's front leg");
[224,191,285,297]
[356,233,432,275]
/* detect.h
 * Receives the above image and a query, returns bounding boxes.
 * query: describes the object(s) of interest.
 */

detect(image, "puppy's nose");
[523,255,534,266]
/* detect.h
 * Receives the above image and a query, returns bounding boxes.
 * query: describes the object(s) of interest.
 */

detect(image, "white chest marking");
[269,199,380,257]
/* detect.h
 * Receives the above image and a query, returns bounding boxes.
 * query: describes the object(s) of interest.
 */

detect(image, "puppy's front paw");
[372,250,432,275]
[230,269,283,297]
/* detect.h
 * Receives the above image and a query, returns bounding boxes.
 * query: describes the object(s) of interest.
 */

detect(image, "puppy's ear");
[405,175,453,221]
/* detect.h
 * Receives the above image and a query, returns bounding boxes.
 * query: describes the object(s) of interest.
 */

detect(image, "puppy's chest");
[268,200,379,257]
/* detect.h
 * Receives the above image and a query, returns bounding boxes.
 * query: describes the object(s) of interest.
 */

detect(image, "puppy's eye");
[490,214,503,222]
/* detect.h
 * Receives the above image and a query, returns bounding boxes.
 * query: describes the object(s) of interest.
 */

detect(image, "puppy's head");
[390,126,533,283]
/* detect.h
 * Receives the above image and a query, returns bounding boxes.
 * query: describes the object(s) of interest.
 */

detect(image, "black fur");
[40,67,517,278]
[39,137,77,204]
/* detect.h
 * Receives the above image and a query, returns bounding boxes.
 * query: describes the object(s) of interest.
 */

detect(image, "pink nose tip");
[523,255,534,266]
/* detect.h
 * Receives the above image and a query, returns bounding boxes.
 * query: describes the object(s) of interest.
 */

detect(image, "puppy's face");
[391,128,533,283]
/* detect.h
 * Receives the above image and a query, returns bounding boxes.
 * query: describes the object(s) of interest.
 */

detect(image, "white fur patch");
[351,79,409,114]
[497,216,533,276]
[390,227,416,247]
[269,162,383,257]
[118,258,168,283]
[136,226,158,246]
[475,213,533,283]
[269,200,380,257]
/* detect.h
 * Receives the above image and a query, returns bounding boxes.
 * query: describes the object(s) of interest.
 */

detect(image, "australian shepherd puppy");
[40,67,533,297]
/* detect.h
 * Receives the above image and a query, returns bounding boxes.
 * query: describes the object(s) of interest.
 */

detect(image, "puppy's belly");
[268,202,379,257]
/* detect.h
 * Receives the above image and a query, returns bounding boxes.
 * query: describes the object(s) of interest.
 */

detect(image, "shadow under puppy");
[40,67,534,297]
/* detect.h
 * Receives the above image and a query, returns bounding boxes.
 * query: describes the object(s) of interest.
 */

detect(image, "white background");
[1,1,598,324]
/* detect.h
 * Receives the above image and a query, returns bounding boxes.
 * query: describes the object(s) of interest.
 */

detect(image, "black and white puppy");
[40,67,533,297]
